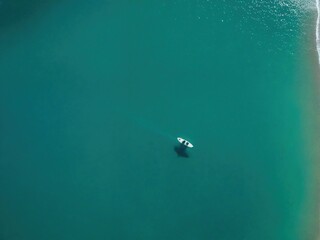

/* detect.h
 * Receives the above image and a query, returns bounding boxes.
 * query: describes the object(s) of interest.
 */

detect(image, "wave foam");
[316,0,320,63]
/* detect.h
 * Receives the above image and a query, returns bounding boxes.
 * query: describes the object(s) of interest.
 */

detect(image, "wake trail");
[130,115,176,141]
[114,108,176,141]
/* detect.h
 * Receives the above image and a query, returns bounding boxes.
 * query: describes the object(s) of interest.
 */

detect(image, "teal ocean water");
[0,1,319,239]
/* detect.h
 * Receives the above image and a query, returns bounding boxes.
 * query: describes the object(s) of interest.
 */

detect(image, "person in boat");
[174,137,193,158]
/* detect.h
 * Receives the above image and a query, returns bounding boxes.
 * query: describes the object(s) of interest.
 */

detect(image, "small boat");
[177,137,194,148]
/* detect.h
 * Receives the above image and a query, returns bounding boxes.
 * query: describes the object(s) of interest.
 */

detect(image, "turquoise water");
[0,1,318,239]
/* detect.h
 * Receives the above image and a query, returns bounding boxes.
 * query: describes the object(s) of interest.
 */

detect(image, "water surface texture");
[0,1,319,240]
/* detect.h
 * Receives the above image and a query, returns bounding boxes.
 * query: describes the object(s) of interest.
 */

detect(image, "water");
[0,1,319,240]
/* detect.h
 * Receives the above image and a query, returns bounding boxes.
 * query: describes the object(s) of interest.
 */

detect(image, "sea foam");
[316,0,320,63]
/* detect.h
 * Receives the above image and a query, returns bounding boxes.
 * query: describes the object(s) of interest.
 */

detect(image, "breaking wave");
[316,0,320,63]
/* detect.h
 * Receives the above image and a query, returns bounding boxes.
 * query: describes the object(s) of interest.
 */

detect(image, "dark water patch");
[0,0,60,29]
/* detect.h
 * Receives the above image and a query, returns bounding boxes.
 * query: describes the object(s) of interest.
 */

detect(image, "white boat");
[177,137,194,148]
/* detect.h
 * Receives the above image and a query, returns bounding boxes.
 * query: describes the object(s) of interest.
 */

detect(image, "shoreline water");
[306,56,320,240]
[301,47,320,240]
[313,1,320,239]
[303,3,320,238]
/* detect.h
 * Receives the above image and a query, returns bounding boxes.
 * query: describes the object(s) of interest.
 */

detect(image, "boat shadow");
[174,144,189,158]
